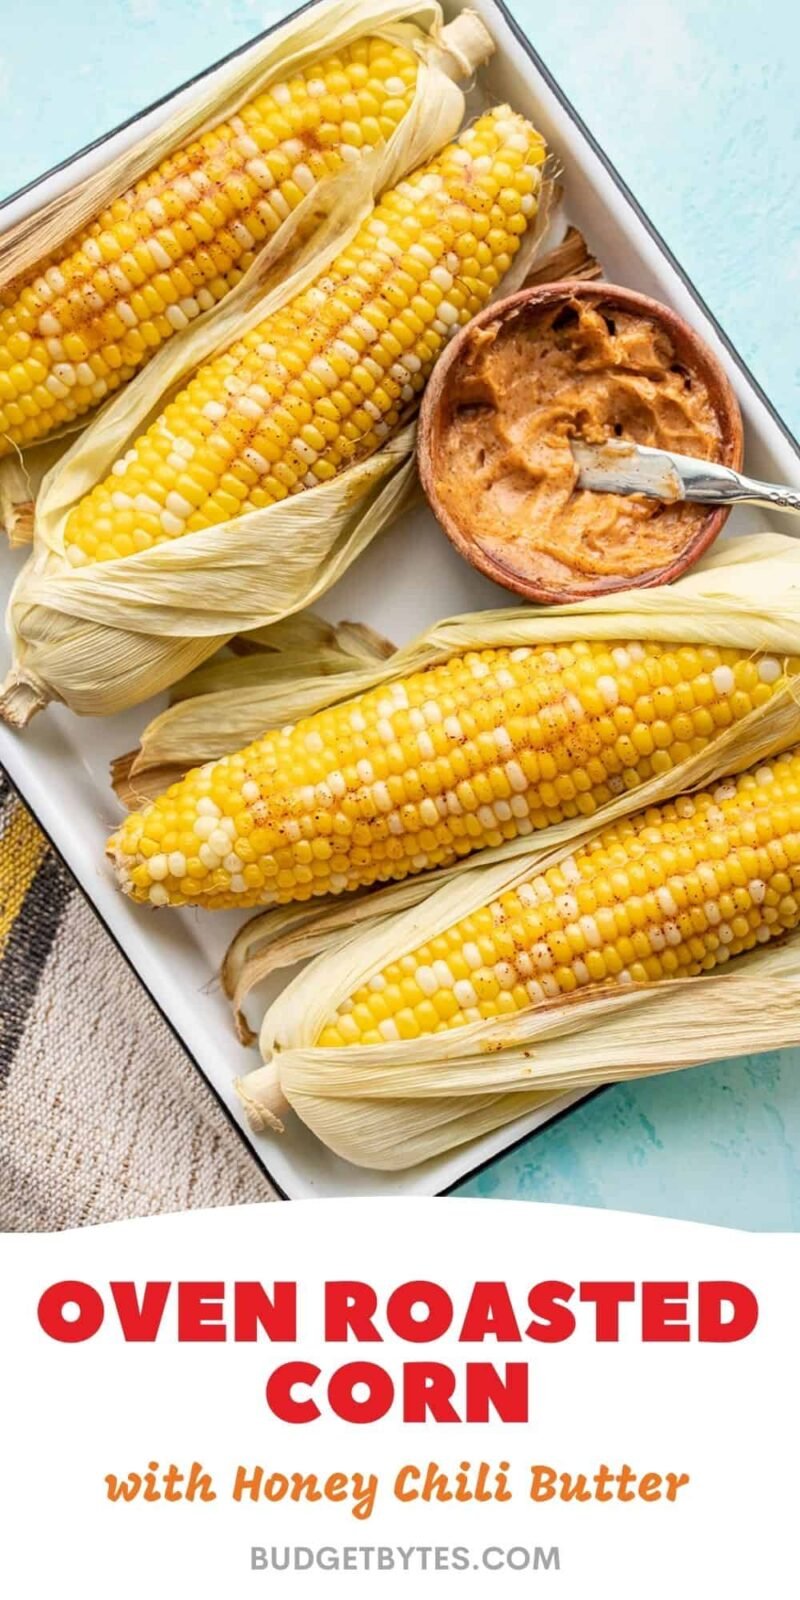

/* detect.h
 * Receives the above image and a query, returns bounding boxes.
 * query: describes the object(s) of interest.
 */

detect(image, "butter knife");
[570,438,800,517]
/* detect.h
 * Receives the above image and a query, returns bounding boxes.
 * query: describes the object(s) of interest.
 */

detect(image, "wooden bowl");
[417,280,744,605]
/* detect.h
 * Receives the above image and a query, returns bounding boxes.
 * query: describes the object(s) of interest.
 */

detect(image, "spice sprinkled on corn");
[317,746,800,1047]
[0,38,424,457]
[63,107,546,564]
[108,639,794,910]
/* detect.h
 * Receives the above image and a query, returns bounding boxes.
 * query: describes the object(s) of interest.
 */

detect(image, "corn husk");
[3,19,553,728]
[221,533,800,1163]
[239,801,800,1171]
[0,0,490,543]
[523,222,601,285]
[0,435,66,548]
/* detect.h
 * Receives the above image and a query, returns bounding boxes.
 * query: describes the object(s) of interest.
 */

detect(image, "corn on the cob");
[317,746,800,1047]
[63,107,545,564]
[108,638,795,910]
[0,37,427,458]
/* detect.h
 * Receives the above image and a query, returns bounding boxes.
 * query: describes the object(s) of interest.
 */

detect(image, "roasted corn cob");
[317,746,800,1047]
[63,106,545,563]
[108,638,795,910]
[0,37,429,458]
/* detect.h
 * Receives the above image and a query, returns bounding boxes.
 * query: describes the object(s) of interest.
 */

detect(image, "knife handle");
[677,461,800,518]
[732,477,800,515]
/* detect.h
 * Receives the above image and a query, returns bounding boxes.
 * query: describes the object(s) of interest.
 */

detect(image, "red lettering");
[387,1282,453,1343]
[37,1281,104,1343]
[466,1362,529,1423]
[580,1282,635,1341]
[177,1283,225,1342]
[234,1282,297,1342]
[325,1282,381,1342]
[110,1282,169,1342]
[403,1363,459,1422]
[266,1362,321,1423]
[642,1283,690,1342]
[328,1363,394,1423]
[460,1283,521,1342]
[698,1282,759,1342]
[526,1281,576,1342]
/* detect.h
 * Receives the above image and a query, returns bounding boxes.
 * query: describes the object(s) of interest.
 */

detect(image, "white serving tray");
[2,0,798,1199]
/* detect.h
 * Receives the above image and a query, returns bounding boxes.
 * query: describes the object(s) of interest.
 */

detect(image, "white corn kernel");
[166,491,194,519]
[149,240,172,271]
[758,656,780,683]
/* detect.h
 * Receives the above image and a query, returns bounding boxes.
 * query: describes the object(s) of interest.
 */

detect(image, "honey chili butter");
[419,282,742,602]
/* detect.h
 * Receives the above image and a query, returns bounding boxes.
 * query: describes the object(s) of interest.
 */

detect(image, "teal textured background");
[1,1,798,1224]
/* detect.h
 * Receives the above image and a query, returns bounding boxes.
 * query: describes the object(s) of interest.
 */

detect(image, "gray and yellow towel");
[0,771,272,1229]
[0,773,73,1083]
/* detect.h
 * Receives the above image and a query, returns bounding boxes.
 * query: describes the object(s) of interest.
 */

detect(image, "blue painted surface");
[1,0,798,1225]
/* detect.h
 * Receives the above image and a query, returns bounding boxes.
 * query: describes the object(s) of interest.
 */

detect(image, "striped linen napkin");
[0,770,273,1229]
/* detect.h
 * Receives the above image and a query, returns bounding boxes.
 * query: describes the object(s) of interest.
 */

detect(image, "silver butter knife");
[570,438,800,517]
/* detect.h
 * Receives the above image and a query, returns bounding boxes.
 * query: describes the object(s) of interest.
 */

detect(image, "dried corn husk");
[0,0,490,542]
[522,222,601,285]
[0,435,66,548]
[175,612,396,697]
[216,533,800,1154]
[4,21,548,728]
